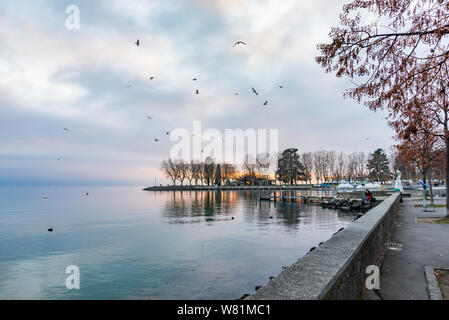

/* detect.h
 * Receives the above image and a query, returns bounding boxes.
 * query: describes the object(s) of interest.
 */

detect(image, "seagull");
[195,89,199,95]
[135,39,140,46]
[233,41,246,47]
[155,138,160,142]
[251,87,259,96]
[147,116,153,120]
[263,101,268,106]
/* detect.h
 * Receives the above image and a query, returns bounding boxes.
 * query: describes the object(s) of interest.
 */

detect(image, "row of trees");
[160,158,237,186]
[161,148,393,186]
[277,148,392,184]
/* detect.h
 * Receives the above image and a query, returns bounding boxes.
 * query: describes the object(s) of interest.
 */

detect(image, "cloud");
[0,0,394,186]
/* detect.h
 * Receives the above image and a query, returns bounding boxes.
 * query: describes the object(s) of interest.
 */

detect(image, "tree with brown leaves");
[317,0,449,217]
[397,135,440,204]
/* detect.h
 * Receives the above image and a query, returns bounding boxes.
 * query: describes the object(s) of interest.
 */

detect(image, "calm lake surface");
[0,187,355,300]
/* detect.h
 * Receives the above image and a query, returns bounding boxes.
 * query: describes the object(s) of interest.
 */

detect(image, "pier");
[144,185,317,192]
[258,189,334,204]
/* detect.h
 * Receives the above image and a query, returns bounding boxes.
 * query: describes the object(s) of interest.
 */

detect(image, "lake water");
[0,187,355,300]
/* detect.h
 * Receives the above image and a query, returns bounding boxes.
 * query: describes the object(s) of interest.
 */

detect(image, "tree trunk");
[422,171,427,200]
[428,167,434,206]
[446,138,449,218]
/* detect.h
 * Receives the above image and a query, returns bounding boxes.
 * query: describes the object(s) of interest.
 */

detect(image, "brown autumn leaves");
[316,0,449,214]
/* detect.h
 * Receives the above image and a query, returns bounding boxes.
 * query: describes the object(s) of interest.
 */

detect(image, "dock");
[258,189,334,203]
[144,185,317,191]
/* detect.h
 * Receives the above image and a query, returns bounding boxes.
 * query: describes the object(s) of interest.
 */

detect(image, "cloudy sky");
[0,0,394,186]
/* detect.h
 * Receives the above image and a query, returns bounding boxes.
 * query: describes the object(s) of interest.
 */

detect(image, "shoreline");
[143,185,319,191]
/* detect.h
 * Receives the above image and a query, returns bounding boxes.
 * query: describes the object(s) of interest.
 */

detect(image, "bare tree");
[222,163,236,186]
[256,153,273,184]
[313,150,326,183]
[324,151,336,182]
[174,159,188,186]
[346,153,358,183]
[160,159,177,186]
[190,160,203,186]
[243,155,258,185]
[333,152,346,183]
[185,162,194,186]
[301,152,313,184]
[356,152,366,181]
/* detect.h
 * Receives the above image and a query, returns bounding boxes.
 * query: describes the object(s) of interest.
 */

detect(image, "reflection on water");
[0,187,354,300]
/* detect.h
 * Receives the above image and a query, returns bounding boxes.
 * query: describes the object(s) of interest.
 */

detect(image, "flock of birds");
[47,39,285,232]
[131,39,284,142]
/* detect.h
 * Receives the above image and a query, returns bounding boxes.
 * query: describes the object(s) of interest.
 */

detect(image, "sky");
[0,0,395,186]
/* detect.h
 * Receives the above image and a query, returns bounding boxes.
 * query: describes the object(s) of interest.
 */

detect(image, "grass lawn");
[413,204,446,208]
[435,270,449,300]
[417,217,449,224]
[437,218,449,224]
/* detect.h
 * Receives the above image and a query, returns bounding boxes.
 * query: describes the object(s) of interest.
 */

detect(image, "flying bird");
[135,39,140,46]
[166,131,170,135]
[263,101,268,106]
[155,138,160,142]
[279,85,284,89]
[149,76,154,80]
[193,78,197,81]
[234,93,239,96]
[251,87,259,96]
[48,228,53,232]
[147,116,153,120]
[63,128,69,131]
[195,89,199,95]
[233,41,247,47]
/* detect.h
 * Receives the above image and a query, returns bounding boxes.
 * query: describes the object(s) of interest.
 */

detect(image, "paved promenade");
[379,198,449,300]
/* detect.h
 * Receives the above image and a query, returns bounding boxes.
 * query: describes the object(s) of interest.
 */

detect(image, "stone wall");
[247,193,401,300]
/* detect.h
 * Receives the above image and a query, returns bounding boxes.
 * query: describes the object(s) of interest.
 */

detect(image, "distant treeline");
[160,148,395,186]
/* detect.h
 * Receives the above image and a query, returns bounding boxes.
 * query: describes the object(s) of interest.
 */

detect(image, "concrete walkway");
[379,198,449,300]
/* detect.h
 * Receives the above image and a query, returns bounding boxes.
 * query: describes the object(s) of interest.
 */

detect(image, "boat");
[336,182,354,192]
